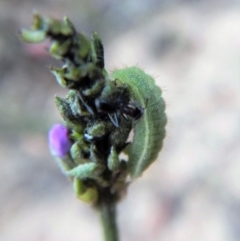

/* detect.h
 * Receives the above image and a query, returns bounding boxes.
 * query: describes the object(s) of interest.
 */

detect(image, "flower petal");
[48,124,72,157]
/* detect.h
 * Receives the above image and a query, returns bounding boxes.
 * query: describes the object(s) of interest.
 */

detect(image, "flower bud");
[48,124,72,157]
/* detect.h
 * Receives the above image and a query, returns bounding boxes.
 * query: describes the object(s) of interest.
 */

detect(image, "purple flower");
[48,124,72,157]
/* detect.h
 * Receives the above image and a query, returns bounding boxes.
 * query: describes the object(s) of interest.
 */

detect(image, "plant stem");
[98,188,119,241]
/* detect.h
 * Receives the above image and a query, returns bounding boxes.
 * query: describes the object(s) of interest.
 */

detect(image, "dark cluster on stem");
[21,14,142,204]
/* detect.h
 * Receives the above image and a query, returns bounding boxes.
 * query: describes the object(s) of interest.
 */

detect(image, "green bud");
[70,129,84,141]
[55,96,74,121]
[90,32,104,68]
[50,67,67,87]
[70,139,90,165]
[33,14,74,37]
[61,17,75,36]
[32,14,44,30]
[54,96,86,130]
[66,162,105,180]
[107,147,120,172]
[64,65,83,81]
[20,29,46,43]
[73,178,87,196]
[66,90,91,117]
[74,178,98,204]
[86,119,114,139]
[109,116,132,149]
[49,39,71,59]
[111,161,128,195]
[74,33,91,61]
[100,81,116,100]
[78,187,98,204]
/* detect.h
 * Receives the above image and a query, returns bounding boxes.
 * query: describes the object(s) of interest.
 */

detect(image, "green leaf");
[111,67,167,178]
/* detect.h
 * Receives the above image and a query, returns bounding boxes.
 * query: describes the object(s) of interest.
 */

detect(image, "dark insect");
[95,97,143,127]
[120,102,143,121]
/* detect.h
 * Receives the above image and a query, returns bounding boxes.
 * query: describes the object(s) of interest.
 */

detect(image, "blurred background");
[1,0,240,241]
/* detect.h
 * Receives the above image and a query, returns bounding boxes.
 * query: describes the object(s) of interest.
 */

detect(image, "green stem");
[98,189,119,241]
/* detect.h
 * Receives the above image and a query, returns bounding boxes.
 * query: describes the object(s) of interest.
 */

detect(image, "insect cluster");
[20,15,167,204]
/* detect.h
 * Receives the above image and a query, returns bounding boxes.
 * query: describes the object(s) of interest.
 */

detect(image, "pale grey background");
[0,1,240,241]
